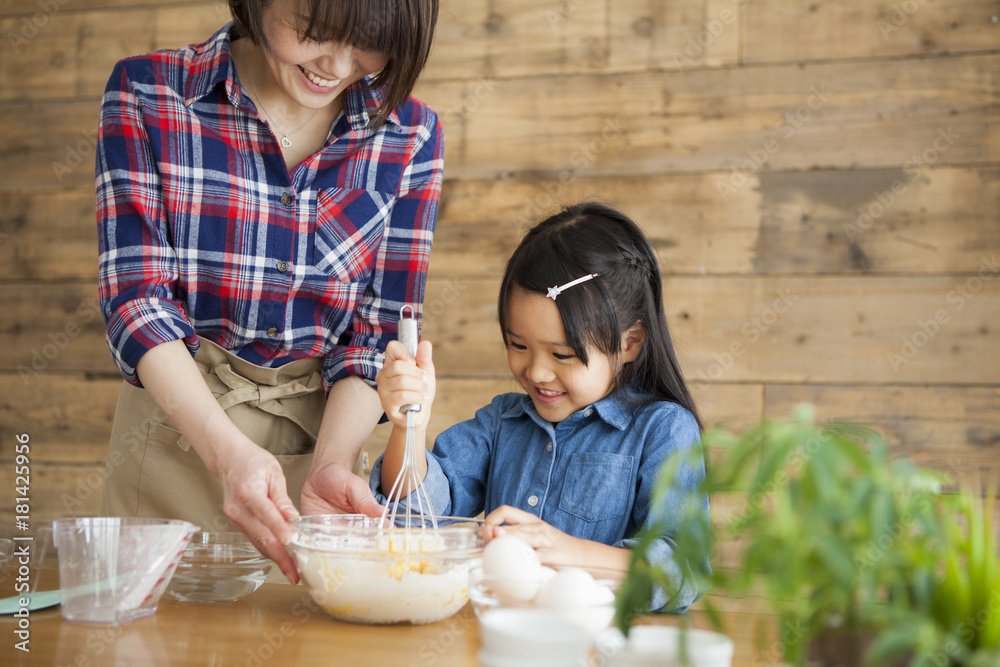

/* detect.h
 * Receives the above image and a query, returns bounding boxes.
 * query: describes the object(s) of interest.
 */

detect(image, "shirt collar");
[183,22,402,129]
[501,393,634,431]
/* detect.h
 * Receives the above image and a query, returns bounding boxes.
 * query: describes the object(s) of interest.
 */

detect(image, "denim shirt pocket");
[557,452,633,522]
[312,188,393,283]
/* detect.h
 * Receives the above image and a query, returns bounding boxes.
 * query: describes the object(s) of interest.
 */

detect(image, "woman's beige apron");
[98,339,362,532]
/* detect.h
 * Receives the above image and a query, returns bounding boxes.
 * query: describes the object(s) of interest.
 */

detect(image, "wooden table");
[2,582,780,666]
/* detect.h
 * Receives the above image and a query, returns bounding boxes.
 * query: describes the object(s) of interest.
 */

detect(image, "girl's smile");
[504,287,619,423]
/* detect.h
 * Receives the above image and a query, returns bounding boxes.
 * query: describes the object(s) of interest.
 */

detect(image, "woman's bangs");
[297,0,400,53]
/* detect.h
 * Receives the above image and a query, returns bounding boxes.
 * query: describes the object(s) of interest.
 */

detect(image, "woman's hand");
[483,505,584,566]
[376,340,435,429]
[213,439,301,584]
[301,460,383,517]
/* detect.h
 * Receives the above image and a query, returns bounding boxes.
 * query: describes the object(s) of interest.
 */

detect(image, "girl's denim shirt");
[371,391,711,612]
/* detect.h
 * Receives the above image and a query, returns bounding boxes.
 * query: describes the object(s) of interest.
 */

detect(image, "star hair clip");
[546,273,600,301]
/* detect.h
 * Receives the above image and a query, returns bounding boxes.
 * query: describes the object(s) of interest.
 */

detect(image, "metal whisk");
[380,306,439,531]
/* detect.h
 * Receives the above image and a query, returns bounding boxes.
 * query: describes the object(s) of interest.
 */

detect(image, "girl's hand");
[483,505,583,566]
[376,339,435,428]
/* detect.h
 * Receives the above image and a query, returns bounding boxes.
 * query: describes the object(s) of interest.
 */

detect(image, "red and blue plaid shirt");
[96,24,443,391]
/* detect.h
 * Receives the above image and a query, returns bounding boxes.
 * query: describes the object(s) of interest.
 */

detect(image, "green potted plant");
[616,404,951,666]
[867,481,1000,667]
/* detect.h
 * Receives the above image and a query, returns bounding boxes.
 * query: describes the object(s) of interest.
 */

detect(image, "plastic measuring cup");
[53,518,198,624]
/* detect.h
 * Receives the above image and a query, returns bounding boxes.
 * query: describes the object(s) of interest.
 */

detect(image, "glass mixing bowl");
[287,514,484,625]
[166,531,273,603]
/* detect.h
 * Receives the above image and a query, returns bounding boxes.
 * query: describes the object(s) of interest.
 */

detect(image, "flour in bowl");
[293,532,478,625]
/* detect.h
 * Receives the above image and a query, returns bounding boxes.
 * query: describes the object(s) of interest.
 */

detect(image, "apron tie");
[177,362,324,451]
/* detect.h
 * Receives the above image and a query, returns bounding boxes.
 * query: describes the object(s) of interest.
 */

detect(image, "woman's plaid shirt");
[96,24,443,391]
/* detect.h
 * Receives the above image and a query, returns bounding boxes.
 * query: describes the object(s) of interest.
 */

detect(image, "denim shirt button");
[584,408,593,417]
[527,495,539,507]
[546,441,553,452]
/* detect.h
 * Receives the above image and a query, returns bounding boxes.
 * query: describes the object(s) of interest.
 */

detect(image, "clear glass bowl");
[167,531,273,603]
[469,564,625,636]
[287,514,484,625]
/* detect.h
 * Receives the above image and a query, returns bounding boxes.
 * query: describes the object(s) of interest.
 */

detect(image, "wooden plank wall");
[0,0,997,527]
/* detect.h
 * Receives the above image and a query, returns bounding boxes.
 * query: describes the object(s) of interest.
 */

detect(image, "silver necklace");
[241,40,320,148]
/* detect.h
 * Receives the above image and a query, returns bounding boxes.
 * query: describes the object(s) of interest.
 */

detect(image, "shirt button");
[584,408,594,417]
[527,495,539,507]
[546,442,553,453]
[276,260,288,272]
[266,327,279,338]
[279,193,292,206]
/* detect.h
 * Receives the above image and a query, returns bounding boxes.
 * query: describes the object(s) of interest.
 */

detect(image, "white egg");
[483,535,542,602]
[535,567,598,609]
[536,567,617,635]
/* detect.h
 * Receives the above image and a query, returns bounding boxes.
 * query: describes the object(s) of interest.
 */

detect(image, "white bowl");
[595,625,735,667]
[479,608,590,663]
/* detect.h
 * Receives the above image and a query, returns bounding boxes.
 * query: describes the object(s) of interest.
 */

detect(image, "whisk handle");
[398,308,421,414]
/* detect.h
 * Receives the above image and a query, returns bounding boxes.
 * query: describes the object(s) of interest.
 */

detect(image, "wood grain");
[764,384,1000,487]
[5,54,995,189]
[744,0,1000,64]
[3,274,997,384]
[4,165,997,282]
[415,53,998,179]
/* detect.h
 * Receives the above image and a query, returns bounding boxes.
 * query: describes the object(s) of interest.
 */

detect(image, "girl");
[374,201,710,612]
[96,0,441,584]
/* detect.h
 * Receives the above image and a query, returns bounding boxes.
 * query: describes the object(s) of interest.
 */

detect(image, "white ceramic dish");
[594,625,735,667]
[478,608,590,664]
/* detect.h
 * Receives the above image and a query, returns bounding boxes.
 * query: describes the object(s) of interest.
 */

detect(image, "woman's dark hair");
[229,0,439,128]
[498,201,703,430]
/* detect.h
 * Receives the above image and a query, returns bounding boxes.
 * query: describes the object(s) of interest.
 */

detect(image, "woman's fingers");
[220,451,300,584]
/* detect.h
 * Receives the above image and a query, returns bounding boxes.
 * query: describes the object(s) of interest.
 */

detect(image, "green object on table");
[0,590,61,614]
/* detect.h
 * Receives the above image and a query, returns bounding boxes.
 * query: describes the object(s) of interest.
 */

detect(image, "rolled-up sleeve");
[323,109,444,390]
[96,61,198,385]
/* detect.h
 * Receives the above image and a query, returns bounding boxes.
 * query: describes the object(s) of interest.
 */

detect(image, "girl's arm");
[376,340,435,493]
[484,506,631,571]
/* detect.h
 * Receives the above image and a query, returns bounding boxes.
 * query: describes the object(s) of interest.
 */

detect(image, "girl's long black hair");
[498,201,703,430]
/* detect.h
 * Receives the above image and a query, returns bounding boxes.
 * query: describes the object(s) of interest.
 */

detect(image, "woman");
[95,0,442,583]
